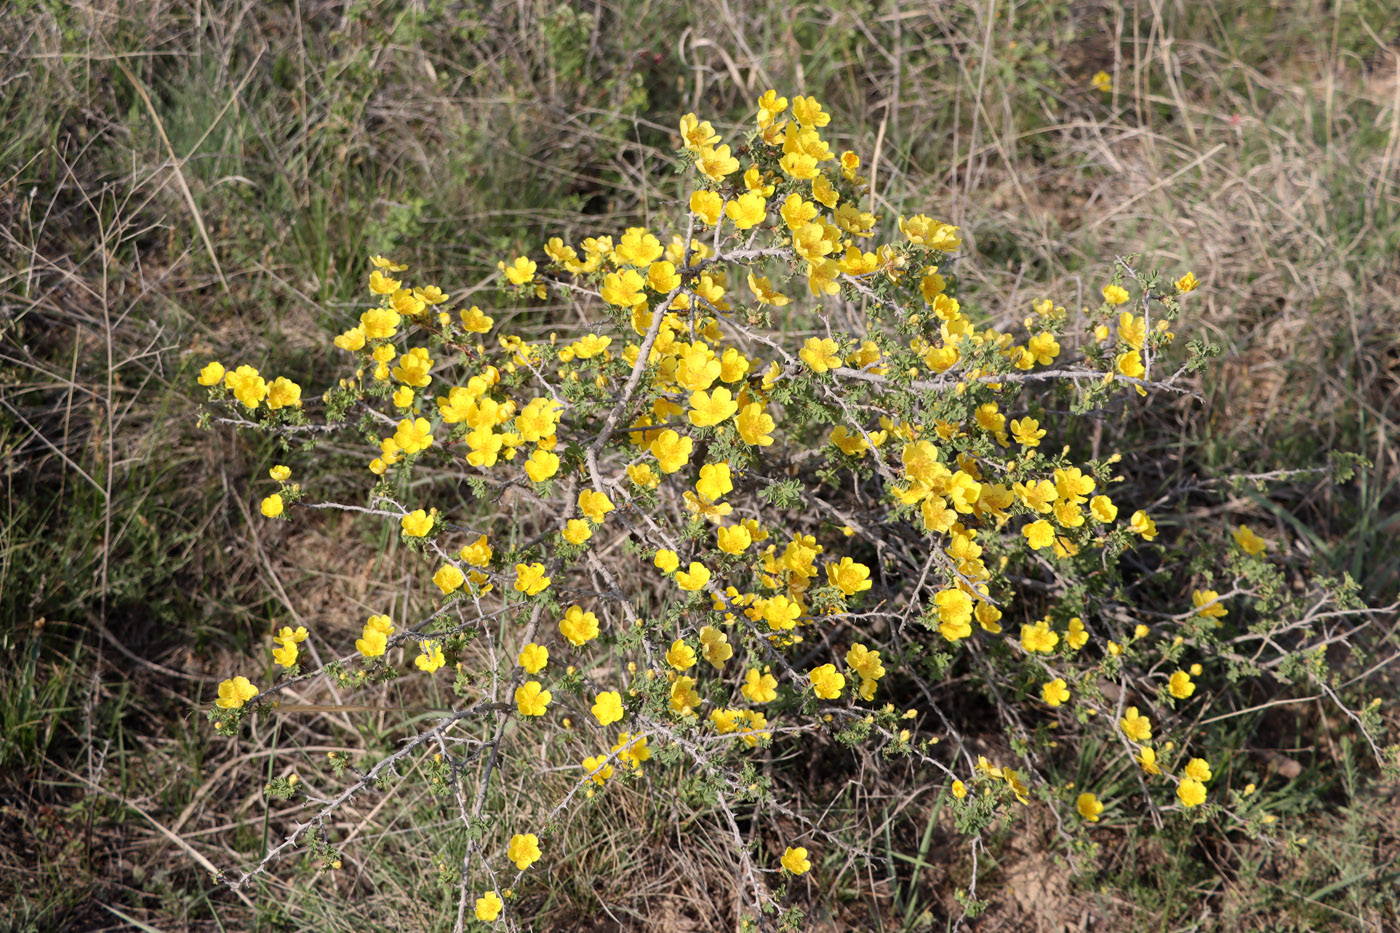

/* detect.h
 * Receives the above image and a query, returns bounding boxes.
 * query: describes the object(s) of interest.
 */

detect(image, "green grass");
[2,0,1398,930]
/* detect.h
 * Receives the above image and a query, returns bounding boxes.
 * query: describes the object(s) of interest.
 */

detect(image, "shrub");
[196,92,1395,928]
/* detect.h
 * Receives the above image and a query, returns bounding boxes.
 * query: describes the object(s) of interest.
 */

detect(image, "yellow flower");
[433,564,465,594]
[736,403,776,446]
[951,780,967,799]
[500,256,536,285]
[695,462,733,502]
[689,189,723,225]
[1090,70,1112,93]
[780,845,811,875]
[558,605,600,645]
[678,113,719,152]
[976,602,1004,635]
[273,625,307,647]
[393,417,434,455]
[1117,311,1146,351]
[1041,678,1070,707]
[1176,778,1207,808]
[582,754,614,785]
[839,150,861,180]
[699,626,732,669]
[368,269,400,295]
[460,534,492,567]
[799,337,842,373]
[1129,510,1157,540]
[1116,350,1146,384]
[225,364,268,408]
[562,519,592,545]
[474,891,504,922]
[514,562,551,596]
[1066,617,1089,649]
[829,425,867,457]
[600,268,646,307]
[591,690,624,726]
[415,639,446,673]
[696,144,740,183]
[780,192,818,230]
[518,643,548,674]
[645,260,680,293]
[1089,495,1118,523]
[360,307,401,340]
[742,668,778,703]
[716,524,752,555]
[514,681,552,716]
[401,509,434,537]
[524,449,560,483]
[414,285,448,305]
[791,95,830,128]
[1192,589,1228,620]
[677,344,722,392]
[1102,283,1130,305]
[779,151,819,180]
[578,489,614,524]
[1002,767,1030,804]
[688,387,739,427]
[759,595,801,631]
[747,273,789,307]
[666,639,697,671]
[650,429,694,473]
[1077,792,1105,822]
[826,557,872,596]
[724,191,767,230]
[260,494,284,518]
[669,676,701,715]
[1233,524,1267,556]
[197,361,225,386]
[1180,758,1212,783]
[1174,271,1200,293]
[354,614,393,658]
[1137,745,1162,775]
[898,214,936,246]
[1023,519,1055,550]
[756,89,788,125]
[1021,620,1059,653]
[1168,670,1195,700]
[615,227,663,266]
[369,255,407,272]
[1009,417,1045,447]
[459,305,494,333]
[334,325,367,351]
[654,549,680,574]
[390,348,432,388]
[934,589,973,641]
[626,463,660,490]
[506,833,541,870]
[390,288,425,317]
[675,562,711,592]
[808,663,845,700]
[845,643,884,683]
[1120,706,1152,742]
[216,676,258,709]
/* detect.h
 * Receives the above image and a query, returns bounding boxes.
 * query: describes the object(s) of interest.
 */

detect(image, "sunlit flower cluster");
[192,92,1366,923]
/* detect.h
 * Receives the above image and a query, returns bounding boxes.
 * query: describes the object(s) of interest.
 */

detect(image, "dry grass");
[2,1,1398,931]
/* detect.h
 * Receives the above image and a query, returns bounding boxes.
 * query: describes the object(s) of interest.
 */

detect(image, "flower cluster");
[200,92,1390,924]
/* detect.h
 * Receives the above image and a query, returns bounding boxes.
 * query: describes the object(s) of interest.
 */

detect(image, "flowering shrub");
[197,93,1394,927]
